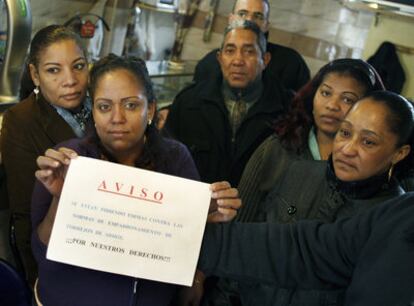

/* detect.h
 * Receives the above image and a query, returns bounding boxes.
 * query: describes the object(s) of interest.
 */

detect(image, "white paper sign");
[47,156,211,286]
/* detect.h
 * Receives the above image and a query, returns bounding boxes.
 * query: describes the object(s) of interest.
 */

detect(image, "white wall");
[363,14,414,99]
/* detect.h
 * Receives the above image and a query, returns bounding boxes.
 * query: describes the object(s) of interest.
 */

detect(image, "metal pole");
[0,0,32,108]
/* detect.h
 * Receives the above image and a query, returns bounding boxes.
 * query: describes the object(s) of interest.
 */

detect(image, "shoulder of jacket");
[199,48,219,62]
[161,137,183,152]
[267,42,302,57]
[2,95,39,124]
[173,81,201,102]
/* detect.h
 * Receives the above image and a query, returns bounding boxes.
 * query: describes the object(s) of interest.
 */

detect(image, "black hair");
[222,19,267,56]
[275,58,385,153]
[28,25,87,67]
[363,90,414,180]
[87,54,164,171]
[89,54,155,104]
[19,25,87,99]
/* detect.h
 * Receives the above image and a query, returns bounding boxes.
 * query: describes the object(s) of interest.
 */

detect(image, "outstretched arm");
[199,211,377,290]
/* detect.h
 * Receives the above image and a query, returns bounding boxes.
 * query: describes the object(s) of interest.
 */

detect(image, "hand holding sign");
[45,156,234,286]
[208,181,241,223]
[35,147,78,198]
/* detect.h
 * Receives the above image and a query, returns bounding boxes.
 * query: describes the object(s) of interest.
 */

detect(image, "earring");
[148,119,152,126]
[388,164,395,182]
[33,86,39,100]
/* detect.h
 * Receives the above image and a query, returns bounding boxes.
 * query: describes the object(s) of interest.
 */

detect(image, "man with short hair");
[194,0,310,93]
[164,20,290,186]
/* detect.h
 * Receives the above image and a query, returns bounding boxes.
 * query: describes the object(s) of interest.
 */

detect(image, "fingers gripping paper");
[47,156,211,286]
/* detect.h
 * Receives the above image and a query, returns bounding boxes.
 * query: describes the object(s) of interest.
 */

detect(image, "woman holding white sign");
[32,54,241,306]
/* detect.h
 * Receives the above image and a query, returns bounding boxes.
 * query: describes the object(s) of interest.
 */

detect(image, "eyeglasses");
[235,10,265,22]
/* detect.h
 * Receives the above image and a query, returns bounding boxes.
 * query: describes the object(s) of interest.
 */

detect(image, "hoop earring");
[34,86,39,100]
[388,164,395,182]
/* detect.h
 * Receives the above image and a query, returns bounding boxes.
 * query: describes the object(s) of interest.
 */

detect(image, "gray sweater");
[219,134,404,306]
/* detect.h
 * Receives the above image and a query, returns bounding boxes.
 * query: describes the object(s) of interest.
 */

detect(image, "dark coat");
[262,160,404,222]
[1,93,76,215]
[241,160,404,306]
[0,164,8,210]
[367,41,406,94]
[200,193,414,306]
[0,93,78,284]
[164,72,290,185]
[193,42,310,93]
[214,135,405,306]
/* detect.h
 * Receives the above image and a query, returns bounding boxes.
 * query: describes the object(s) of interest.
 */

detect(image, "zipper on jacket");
[130,279,139,306]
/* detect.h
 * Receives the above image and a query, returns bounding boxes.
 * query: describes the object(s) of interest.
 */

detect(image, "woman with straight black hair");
[31,54,240,306]
[1,25,91,285]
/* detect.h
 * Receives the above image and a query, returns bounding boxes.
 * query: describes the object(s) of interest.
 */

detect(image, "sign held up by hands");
[47,156,211,286]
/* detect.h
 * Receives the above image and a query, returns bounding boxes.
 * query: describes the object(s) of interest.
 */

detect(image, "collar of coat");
[33,93,78,143]
[189,69,290,118]
[326,156,402,199]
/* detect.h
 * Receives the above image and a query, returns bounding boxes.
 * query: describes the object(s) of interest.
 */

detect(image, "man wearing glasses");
[194,0,310,93]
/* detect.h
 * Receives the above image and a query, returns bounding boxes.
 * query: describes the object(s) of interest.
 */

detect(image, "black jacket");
[200,193,414,306]
[164,72,290,185]
[367,41,406,94]
[1,93,77,215]
[194,42,310,93]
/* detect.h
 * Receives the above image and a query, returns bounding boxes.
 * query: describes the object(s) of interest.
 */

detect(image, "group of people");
[1,0,414,305]
[1,23,240,305]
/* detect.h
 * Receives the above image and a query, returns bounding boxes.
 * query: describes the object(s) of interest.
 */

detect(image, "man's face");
[229,0,269,32]
[217,28,269,89]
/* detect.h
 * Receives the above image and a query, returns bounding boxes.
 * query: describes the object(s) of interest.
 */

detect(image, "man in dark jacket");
[164,20,290,186]
[194,0,310,93]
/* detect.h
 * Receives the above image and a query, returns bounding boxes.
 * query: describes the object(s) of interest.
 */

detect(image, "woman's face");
[29,39,88,110]
[313,72,367,138]
[333,98,410,182]
[92,69,155,158]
